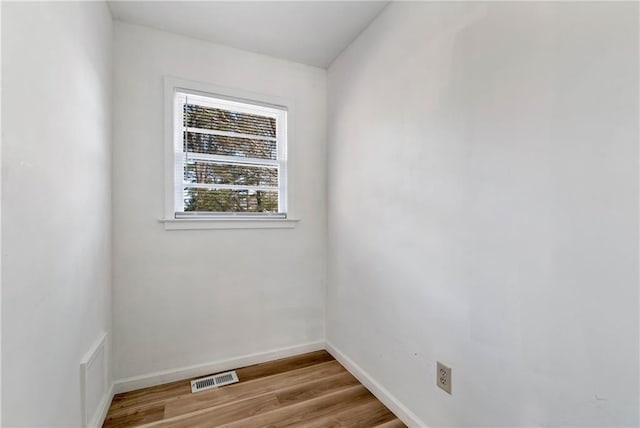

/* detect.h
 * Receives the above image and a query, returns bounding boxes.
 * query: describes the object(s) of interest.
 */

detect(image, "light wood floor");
[103,350,406,428]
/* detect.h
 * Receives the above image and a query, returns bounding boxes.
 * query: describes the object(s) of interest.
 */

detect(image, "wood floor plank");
[144,392,281,428]
[163,360,347,418]
[235,350,334,383]
[109,379,190,415]
[375,419,408,428]
[103,351,402,428]
[295,398,398,428]
[216,385,375,428]
[144,371,361,427]
[273,371,359,406]
[102,403,164,428]
[107,350,334,418]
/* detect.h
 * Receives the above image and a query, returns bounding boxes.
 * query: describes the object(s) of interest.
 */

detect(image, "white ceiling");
[108,1,389,68]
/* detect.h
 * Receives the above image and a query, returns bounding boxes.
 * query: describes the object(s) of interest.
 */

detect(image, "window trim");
[163,77,297,229]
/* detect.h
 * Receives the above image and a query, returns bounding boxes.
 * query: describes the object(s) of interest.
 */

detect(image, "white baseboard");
[326,341,427,428]
[90,383,114,428]
[113,341,325,394]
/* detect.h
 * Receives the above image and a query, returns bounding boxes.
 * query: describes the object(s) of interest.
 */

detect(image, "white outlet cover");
[437,361,452,394]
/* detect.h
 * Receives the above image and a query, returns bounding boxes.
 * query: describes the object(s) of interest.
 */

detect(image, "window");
[169,85,288,220]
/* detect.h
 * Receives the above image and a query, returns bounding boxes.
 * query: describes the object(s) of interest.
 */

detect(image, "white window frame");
[162,77,298,230]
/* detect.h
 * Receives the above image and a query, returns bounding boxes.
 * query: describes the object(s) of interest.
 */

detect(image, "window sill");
[159,217,300,230]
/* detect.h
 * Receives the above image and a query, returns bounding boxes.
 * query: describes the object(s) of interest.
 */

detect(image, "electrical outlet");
[437,361,452,394]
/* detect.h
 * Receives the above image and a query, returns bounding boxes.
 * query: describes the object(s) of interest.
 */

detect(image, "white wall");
[327,2,639,427]
[112,22,326,381]
[1,2,113,426]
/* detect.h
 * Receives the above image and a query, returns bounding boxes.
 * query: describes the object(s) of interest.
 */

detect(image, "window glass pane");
[183,188,279,213]
[185,161,278,187]
[185,131,277,160]
[184,104,276,138]
[175,91,285,215]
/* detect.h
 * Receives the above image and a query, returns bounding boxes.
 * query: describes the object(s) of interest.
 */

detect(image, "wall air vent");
[191,370,239,393]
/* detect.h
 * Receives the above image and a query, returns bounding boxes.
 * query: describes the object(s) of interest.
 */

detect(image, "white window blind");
[173,90,287,218]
